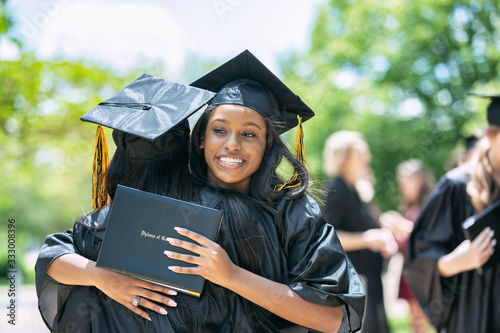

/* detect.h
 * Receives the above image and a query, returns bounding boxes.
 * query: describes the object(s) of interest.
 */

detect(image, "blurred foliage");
[0,0,12,35]
[0,53,142,273]
[282,0,500,210]
[0,2,162,280]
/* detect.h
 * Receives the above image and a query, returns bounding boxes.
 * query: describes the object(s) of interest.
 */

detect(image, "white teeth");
[219,157,243,165]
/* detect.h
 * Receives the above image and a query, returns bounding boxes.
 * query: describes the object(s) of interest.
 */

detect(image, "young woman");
[160,50,365,332]
[380,159,435,333]
[404,95,500,333]
[321,130,397,333]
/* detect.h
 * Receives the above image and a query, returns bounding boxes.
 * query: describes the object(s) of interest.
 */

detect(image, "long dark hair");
[104,148,195,202]
[190,105,310,272]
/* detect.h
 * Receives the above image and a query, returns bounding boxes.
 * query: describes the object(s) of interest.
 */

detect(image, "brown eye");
[214,128,226,134]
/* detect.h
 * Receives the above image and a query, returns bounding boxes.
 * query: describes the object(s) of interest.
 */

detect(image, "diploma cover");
[462,199,500,271]
[96,185,223,297]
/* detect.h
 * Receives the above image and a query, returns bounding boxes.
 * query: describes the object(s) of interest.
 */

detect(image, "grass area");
[389,316,412,333]
[389,316,437,333]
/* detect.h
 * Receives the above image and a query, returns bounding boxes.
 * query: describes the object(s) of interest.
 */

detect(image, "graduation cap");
[190,50,315,191]
[467,92,500,126]
[190,50,314,133]
[81,73,215,209]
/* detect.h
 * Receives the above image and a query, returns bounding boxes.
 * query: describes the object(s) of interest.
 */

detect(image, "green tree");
[0,1,166,281]
[283,0,500,210]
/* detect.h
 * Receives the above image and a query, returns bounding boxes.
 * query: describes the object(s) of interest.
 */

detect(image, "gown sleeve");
[34,230,79,331]
[403,166,474,330]
[281,195,365,333]
[34,206,109,331]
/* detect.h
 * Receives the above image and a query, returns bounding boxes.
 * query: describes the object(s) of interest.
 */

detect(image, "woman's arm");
[46,253,178,320]
[165,227,342,333]
[336,229,398,257]
[437,227,496,277]
[225,264,343,332]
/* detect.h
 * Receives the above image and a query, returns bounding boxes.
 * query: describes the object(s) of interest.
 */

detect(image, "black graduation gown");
[404,164,500,332]
[323,176,389,333]
[35,189,365,332]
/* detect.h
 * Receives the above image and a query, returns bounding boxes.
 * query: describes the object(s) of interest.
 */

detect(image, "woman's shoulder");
[444,163,471,183]
[76,205,111,229]
[434,163,470,193]
[277,193,323,222]
[325,176,348,192]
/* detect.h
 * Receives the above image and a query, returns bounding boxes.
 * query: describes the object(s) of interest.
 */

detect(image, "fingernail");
[146,315,152,321]
[159,307,168,315]
[166,238,174,243]
[492,239,497,246]
[168,266,175,271]
[174,227,185,232]
[168,290,178,296]
[164,250,173,256]
[169,300,177,307]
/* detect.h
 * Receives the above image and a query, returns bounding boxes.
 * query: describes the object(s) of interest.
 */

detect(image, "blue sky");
[3,0,323,78]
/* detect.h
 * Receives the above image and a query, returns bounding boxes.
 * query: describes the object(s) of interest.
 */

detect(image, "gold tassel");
[92,125,109,210]
[274,115,305,191]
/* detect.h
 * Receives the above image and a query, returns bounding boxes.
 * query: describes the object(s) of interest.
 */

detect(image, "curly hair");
[466,125,500,213]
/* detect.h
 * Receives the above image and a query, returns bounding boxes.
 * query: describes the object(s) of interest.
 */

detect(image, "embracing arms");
[165,227,343,333]
[46,254,178,320]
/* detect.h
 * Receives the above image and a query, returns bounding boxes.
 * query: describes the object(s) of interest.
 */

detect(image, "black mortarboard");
[467,92,500,126]
[81,73,215,160]
[465,135,479,151]
[191,50,314,191]
[80,73,215,209]
[190,49,314,134]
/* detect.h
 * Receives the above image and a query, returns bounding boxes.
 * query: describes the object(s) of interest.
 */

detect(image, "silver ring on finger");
[132,296,141,307]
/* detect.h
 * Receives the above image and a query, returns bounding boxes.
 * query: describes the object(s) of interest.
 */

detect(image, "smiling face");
[200,104,267,194]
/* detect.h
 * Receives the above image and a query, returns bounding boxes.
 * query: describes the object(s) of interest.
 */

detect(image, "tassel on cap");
[92,125,109,210]
[275,115,305,191]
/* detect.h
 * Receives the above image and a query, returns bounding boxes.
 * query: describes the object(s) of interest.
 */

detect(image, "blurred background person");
[404,94,500,333]
[445,133,482,171]
[323,130,398,333]
[380,159,435,333]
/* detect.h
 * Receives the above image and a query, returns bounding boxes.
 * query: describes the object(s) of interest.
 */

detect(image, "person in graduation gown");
[379,159,435,333]
[35,74,216,331]
[163,49,365,332]
[404,93,500,333]
[322,130,397,333]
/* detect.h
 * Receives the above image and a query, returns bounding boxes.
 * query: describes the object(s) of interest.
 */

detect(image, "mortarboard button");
[82,73,215,145]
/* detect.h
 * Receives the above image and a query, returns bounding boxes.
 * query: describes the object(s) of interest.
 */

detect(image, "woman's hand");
[362,228,399,257]
[164,227,237,287]
[438,227,496,277]
[91,264,178,321]
[379,210,414,242]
